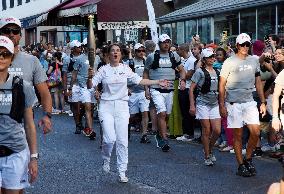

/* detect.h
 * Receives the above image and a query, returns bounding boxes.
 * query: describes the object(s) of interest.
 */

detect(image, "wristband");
[44,112,52,119]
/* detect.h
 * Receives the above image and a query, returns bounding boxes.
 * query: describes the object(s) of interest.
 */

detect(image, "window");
[25,0,30,2]
[198,17,211,43]
[2,0,7,10]
[278,3,284,37]
[257,5,276,40]
[214,15,229,43]
[185,20,197,43]
[160,24,172,38]
[17,0,22,5]
[171,23,177,44]
[240,9,256,40]
[176,22,185,44]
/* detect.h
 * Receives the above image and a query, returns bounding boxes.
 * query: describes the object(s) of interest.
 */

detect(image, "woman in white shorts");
[189,48,221,166]
[89,43,169,183]
[272,48,284,131]
[0,36,38,192]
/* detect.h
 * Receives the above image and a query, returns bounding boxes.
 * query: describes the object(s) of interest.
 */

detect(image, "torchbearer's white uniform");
[92,63,142,174]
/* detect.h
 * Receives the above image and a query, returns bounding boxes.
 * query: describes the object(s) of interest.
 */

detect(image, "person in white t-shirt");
[89,43,169,183]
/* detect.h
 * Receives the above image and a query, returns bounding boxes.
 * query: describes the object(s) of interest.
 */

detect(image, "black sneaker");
[161,143,170,152]
[252,148,263,157]
[192,136,202,144]
[155,134,163,148]
[74,125,82,134]
[140,135,151,144]
[236,164,252,177]
[244,158,256,176]
[89,131,96,140]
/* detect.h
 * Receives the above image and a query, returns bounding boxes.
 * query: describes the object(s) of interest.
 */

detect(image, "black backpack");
[199,67,220,94]
[151,50,181,70]
[68,54,75,72]
[0,76,25,123]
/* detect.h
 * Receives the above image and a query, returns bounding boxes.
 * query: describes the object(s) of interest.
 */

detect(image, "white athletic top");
[92,63,142,101]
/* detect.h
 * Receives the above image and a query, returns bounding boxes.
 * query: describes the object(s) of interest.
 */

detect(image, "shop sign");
[98,21,148,30]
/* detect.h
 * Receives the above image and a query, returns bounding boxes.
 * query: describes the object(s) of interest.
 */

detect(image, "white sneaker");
[119,173,128,183]
[209,153,216,162]
[204,158,213,166]
[219,145,233,152]
[218,141,227,148]
[230,148,246,155]
[102,160,110,173]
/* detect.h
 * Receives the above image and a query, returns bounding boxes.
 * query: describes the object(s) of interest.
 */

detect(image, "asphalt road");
[26,109,282,194]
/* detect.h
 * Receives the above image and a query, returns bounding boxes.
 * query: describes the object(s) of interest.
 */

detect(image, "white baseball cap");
[201,48,214,59]
[159,34,171,42]
[70,40,82,48]
[236,33,251,44]
[82,38,87,45]
[0,36,14,53]
[134,43,145,50]
[0,17,21,28]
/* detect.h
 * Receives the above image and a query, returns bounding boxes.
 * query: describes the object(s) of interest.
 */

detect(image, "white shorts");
[71,85,95,103]
[150,89,173,114]
[0,147,29,189]
[129,92,150,114]
[196,105,221,120]
[226,101,260,128]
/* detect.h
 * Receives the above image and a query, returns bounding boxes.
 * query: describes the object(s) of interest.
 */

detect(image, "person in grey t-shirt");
[219,33,266,177]
[0,35,38,191]
[71,42,96,139]
[189,48,221,166]
[0,17,52,134]
[143,34,186,152]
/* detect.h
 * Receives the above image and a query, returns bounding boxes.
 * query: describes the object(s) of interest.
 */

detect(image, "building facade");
[157,0,284,45]
[1,0,63,46]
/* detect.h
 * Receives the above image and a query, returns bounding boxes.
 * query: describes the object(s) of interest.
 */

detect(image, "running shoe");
[243,158,256,176]
[230,148,246,155]
[102,160,110,173]
[74,125,82,134]
[161,143,170,152]
[89,131,96,140]
[252,148,263,157]
[140,135,151,144]
[261,144,276,152]
[118,173,128,183]
[204,158,213,166]
[219,145,233,152]
[218,141,227,148]
[155,134,163,148]
[236,164,252,177]
[83,127,92,137]
[209,153,216,162]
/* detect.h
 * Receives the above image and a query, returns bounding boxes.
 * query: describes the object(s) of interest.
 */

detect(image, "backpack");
[151,50,180,70]
[198,67,220,95]
[68,54,75,72]
[0,76,25,123]
[129,58,145,73]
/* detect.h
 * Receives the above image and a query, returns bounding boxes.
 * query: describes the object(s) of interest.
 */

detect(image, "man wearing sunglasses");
[126,43,151,144]
[0,17,52,134]
[219,33,266,177]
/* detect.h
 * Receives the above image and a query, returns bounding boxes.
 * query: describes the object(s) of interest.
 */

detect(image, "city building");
[157,0,284,45]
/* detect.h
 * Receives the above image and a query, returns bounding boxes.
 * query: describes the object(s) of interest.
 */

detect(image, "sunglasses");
[239,42,251,47]
[136,49,145,53]
[1,28,21,35]
[0,51,13,59]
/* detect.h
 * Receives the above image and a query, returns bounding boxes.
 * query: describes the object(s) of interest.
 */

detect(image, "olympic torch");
[87,15,96,89]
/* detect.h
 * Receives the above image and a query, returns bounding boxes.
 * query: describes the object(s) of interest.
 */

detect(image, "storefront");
[157,0,284,44]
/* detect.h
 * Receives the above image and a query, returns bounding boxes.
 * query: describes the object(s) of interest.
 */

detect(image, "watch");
[44,112,52,119]
[30,153,39,160]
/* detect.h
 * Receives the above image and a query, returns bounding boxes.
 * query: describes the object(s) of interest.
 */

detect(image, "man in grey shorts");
[219,33,266,177]
[144,34,186,152]
[0,17,52,133]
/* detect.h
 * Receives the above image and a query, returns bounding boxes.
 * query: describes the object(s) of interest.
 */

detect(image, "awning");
[36,0,100,26]
[97,21,149,30]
